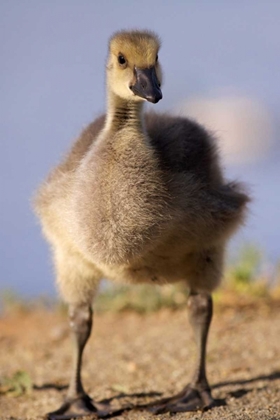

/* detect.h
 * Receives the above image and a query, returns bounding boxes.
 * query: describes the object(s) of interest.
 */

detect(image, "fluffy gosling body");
[35,30,249,416]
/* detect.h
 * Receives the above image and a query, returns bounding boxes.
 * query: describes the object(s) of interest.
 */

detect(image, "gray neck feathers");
[105,92,145,133]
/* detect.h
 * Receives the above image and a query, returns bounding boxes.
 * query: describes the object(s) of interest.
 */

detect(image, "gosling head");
[107,30,162,104]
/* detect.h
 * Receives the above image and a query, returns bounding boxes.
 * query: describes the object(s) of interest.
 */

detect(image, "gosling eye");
[156,54,158,62]
[118,54,127,66]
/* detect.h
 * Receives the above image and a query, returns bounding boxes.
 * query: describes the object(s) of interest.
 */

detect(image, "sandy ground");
[0,301,280,420]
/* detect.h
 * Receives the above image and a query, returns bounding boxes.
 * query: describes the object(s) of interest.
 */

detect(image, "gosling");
[34,30,249,417]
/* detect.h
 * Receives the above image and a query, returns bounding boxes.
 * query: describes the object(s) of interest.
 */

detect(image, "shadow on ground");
[38,370,280,419]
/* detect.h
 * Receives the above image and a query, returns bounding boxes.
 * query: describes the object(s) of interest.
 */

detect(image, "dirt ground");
[0,301,280,420]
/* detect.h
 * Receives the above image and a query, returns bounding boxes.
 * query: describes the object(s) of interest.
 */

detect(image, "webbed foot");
[147,384,219,414]
[47,394,114,419]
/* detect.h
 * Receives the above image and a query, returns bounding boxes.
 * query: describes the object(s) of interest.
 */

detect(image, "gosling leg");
[48,303,110,418]
[149,291,217,414]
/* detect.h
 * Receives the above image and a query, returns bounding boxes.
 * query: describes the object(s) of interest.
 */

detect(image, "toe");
[47,395,112,419]
[146,385,217,414]
[47,395,130,419]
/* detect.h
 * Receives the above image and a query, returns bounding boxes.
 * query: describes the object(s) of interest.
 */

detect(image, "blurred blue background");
[1,1,279,297]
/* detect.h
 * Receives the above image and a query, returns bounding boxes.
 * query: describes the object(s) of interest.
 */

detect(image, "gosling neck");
[104,90,145,133]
